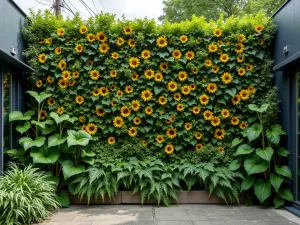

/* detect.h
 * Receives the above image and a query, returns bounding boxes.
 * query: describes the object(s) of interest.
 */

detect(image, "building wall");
[0,0,27,62]
[273,0,300,67]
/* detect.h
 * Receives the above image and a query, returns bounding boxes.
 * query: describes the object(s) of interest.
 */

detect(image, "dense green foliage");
[160,0,286,22]
[0,164,60,225]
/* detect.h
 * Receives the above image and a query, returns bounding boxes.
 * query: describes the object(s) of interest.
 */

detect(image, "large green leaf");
[9,111,34,122]
[5,148,25,161]
[254,178,271,204]
[231,138,243,147]
[27,91,52,104]
[248,104,269,113]
[244,155,269,175]
[67,130,92,147]
[57,191,70,208]
[48,134,67,147]
[30,144,60,164]
[270,173,284,192]
[276,148,290,157]
[278,189,294,202]
[16,121,31,134]
[31,119,54,129]
[61,160,85,179]
[275,165,292,179]
[41,123,57,135]
[50,112,70,124]
[241,176,255,191]
[19,136,46,151]
[256,147,274,162]
[247,123,263,142]
[266,125,285,145]
[236,144,254,155]
[229,159,240,171]
[273,196,284,209]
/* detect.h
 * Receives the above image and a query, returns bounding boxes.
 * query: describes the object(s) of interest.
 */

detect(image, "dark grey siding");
[0,0,27,62]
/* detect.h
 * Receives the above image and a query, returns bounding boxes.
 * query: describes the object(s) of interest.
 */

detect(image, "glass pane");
[298,72,300,200]
[3,71,11,153]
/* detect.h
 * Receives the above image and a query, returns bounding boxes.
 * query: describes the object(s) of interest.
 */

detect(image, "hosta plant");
[230,103,293,208]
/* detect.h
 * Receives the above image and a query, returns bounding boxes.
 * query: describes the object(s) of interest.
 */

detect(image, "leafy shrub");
[0,164,60,225]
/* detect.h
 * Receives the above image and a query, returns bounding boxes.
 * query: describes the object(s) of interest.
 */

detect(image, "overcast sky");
[14,0,164,21]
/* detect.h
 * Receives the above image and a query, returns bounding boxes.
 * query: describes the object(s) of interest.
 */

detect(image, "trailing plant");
[0,163,60,225]
[230,103,293,208]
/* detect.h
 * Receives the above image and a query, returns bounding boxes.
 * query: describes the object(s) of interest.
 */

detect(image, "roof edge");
[7,0,27,17]
[272,0,290,18]
[0,49,34,72]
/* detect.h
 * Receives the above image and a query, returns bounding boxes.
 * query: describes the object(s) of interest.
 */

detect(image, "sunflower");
[166,128,177,139]
[156,135,165,143]
[203,110,213,120]
[158,96,168,105]
[38,53,47,63]
[145,106,153,115]
[238,68,246,76]
[124,85,133,94]
[79,25,88,34]
[86,33,95,42]
[215,129,225,140]
[195,144,203,151]
[248,86,256,94]
[39,38,45,44]
[129,57,140,68]
[213,28,222,37]
[36,80,43,88]
[110,84,117,92]
[47,76,54,84]
[185,51,195,60]
[211,116,221,127]
[108,137,116,145]
[246,64,253,71]
[69,80,76,86]
[194,132,202,140]
[204,60,212,67]
[39,110,47,120]
[78,116,85,123]
[62,70,71,80]
[58,79,68,89]
[167,81,178,92]
[181,85,191,95]
[123,26,133,35]
[128,38,136,48]
[96,107,105,117]
[231,116,239,125]
[132,73,139,81]
[111,52,119,59]
[177,103,184,112]
[128,127,138,137]
[212,66,219,73]
[173,93,181,101]
[218,147,225,153]
[235,43,244,54]
[208,43,218,52]
[141,90,153,102]
[45,37,53,44]
[172,49,182,60]
[81,125,87,131]
[111,100,118,106]
[178,71,188,82]
[116,90,123,97]
[258,39,264,45]
[238,34,246,42]
[237,55,244,63]
[239,89,249,100]
[180,35,188,43]
[90,70,100,80]
[99,87,109,97]
[217,49,223,55]
[170,115,176,122]
[129,100,140,112]
[240,121,248,130]
[56,106,64,115]
[165,144,174,154]
[55,47,62,55]
[95,31,107,42]
[113,116,124,128]
[109,70,117,78]
[133,117,142,125]
[58,60,67,70]
[192,106,201,115]
[200,94,209,105]
[191,67,199,74]
[98,43,110,53]
[190,83,196,91]
[144,69,154,79]
[115,37,125,47]
[220,54,229,63]
[86,123,97,135]
[232,95,241,105]
[221,72,233,84]
[156,36,167,48]
[47,97,56,106]
[141,140,148,146]
[220,109,230,118]
[160,62,169,71]
[75,96,84,104]
[217,40,223,45]
[184,122,192,131]
[141,50,151,59]
[255,24,264,33]
[154,72,163,82]
[75,44,83,53]
[207,83,217,93]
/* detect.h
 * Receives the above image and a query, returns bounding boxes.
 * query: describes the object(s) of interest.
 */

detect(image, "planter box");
[69,191,235,205]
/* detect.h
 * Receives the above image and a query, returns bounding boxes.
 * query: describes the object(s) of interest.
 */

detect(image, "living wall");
[6,10,293,207]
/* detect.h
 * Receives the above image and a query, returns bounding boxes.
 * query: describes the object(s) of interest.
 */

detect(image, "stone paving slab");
[36,205,300,225]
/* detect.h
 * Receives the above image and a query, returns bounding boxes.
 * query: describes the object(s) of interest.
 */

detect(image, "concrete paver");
[37,205,300,225]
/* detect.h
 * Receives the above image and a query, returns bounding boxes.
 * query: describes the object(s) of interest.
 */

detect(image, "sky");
[14,0,165,21]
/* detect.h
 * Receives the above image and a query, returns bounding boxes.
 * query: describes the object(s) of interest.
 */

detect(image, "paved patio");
[39,205,300,225]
